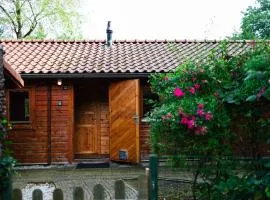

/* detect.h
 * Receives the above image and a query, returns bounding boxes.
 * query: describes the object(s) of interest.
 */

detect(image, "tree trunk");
[15,0,23,39]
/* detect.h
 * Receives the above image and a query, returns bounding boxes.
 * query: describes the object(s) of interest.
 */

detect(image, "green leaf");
[265,187,270,198]
[225,95,237,104]
[244,70,256,81]
[208,138,218,147]
[1,118,7,125]
[267,138,270,144]
[246,95,257,102]
[227,176,238,190]
[264,162,270,168]
[263,87,270,100]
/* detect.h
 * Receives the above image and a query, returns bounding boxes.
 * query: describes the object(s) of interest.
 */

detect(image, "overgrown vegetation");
[148,41,270,200]
[0,117,15,193]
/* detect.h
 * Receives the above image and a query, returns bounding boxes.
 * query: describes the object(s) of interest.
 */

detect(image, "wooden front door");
[75,107,98,155]
[75,83,109,157]
[109,79,140,163]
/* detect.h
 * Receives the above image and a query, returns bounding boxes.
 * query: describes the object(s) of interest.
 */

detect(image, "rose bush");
[148,41,270,199]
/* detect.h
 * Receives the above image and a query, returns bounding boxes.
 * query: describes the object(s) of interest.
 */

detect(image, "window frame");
[6,87,36,129]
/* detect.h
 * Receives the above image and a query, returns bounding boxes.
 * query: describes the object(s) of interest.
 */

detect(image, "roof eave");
[20,72,153,79]
[3,60,24,88]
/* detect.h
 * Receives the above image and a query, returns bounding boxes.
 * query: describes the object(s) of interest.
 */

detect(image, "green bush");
[148,41,270,200]
[0,117,15,193]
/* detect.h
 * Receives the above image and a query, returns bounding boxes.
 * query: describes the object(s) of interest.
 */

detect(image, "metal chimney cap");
[106,21,113,47]
[107,21,113,32]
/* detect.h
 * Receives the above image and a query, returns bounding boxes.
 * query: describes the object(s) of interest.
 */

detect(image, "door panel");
[109,79,140,163]
[75,125,97,154]
[75,83,109,157]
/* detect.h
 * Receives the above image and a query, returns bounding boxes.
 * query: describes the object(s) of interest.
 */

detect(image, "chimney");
[106,21,113,47]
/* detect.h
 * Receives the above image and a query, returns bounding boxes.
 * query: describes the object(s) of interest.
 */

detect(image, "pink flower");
[192,77,197,82]
[194,84,200,90]
[187,119,195,129]
[189,87,196,94]
[174,88,185,97]
[198,104,204,109]
[180,117,189,125]
[197,109,205,117]
[205,112,213,121]
[164,76,168,81]
[195,126,208,135]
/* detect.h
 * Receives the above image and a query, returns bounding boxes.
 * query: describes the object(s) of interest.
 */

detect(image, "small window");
[9,91,30,122]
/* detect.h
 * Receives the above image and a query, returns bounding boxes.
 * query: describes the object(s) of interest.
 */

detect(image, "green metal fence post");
[149,154,158,200]
[2,173,12,200]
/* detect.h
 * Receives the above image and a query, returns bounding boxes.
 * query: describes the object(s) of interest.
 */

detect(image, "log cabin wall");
[51,82,74,163]
[7,80,74,164]
[139,122,150,159]
[6,78,152,164]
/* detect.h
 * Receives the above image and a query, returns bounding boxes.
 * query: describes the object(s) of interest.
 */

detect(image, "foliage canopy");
[233,0,270,39]
[0,0,82,39]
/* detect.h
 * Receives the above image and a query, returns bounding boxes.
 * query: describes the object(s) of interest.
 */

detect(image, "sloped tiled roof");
[0,39,256,74]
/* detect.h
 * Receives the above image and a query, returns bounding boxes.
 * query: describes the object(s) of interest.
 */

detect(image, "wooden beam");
[3,60,24,88]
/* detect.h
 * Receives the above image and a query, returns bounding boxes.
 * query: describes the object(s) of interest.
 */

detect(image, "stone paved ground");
[12,165,193,200]
[13,166,146,200]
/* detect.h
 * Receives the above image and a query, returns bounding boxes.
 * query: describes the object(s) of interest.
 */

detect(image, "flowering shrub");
[148,41,270,199]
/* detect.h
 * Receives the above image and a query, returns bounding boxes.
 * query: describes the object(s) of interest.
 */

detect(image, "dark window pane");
[10,91,30,122]
[143,87,159,116]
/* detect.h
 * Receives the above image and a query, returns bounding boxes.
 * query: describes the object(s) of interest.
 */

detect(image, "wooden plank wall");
[7,78,152,164]
[100,101,110,155]
[7,81,48,163]
[139,122,150,160]
[7,80,73,164]
[51,83,74,163]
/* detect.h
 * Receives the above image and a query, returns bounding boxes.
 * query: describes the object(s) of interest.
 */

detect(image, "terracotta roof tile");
[0,39,259,74]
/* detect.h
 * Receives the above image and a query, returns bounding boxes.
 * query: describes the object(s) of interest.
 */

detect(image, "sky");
[80,0,256,40]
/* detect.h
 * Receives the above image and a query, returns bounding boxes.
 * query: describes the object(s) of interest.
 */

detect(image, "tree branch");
[0,4,18,34]
[22,0,40,38]
[22,20,37,38]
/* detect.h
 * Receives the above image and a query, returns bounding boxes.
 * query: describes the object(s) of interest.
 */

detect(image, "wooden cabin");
[0,39,253,164]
